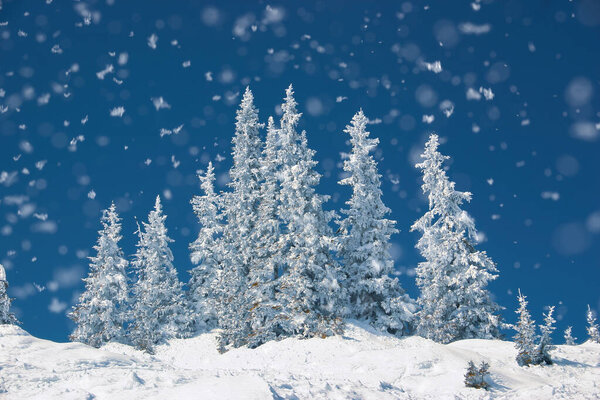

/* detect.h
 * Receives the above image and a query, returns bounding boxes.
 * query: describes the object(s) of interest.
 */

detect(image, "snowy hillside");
[1,321,599,400]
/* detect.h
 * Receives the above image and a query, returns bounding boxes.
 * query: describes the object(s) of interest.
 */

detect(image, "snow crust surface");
[1,321,599,399]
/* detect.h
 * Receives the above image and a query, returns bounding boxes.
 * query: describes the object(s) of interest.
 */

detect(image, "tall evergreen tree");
[129,196,193,352]
[218,87,265,349]
[0,263,17,325]
[189,162,225,330]
[411,134,501,343]
[513,290,538,367]
[587,305,600,343]
[69,203,129,347]
[276,85,344,338]
[246,116,284,348]
[536,306,556,365]
[337,110,415,335]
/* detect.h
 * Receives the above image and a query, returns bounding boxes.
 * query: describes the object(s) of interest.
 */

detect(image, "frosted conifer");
[464,360,490,389]
[69,203,129,347]
[218,87,265,349]
[0,263,17,325]
[536,306,555,365]
[587,305,600,343]
[246,116,285,348]
[276,85,344,338]
[337,110,415,335]
[563,326,576,345]
[513,290,538,366]
[411,134,501,343]
[129,196,193,352]
[189,162,225,330]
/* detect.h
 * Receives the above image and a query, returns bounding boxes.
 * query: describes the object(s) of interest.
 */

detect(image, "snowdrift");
[1,321,599,399]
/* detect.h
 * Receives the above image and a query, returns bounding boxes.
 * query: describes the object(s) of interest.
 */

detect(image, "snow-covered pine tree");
[411,134,501,343]
[218,87,265,350]
[129,196,193,352]
[0,263,17,325]
[337,110,415,335]
[246,116,284,348]
[587,305,600,343]
[276,85,344,338]
[513,290,538,366]
[464,360,490,389]
[536,305,556,365]
[69,203,129,347]
[189,162,225,331]
[464,361,479,388]
[563,326,576,345]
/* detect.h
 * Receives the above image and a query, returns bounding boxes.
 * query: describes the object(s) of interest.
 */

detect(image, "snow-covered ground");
[1,321,599,399]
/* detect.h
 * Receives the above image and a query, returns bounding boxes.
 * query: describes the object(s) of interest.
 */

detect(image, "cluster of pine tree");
[0,86,598,360]
[65,86,505,352]
[68,199,193,352]
[511,293,600,366]
[68,86,423,352]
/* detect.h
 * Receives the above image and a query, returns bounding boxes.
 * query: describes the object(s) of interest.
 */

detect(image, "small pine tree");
[464,360,490,389]
[188,162,225,330]
[536,306,556,365]
[0,263,17,325]
[411,134,501,343]
[69,203,130,347]
[513,290,538,366]
[564,326,576,345]
[337,110,415,335]
[464,361,478,387]
[129,196,193,352]
[587,305,600,343]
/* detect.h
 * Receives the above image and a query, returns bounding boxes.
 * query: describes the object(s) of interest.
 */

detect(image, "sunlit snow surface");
[1,321,599,399]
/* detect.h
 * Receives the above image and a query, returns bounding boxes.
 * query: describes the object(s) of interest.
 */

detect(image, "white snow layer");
[1,321,599,399]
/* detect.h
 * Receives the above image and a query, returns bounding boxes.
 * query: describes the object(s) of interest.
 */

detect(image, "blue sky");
[0,0,599,342]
